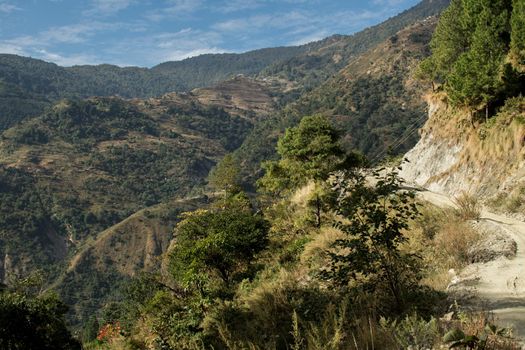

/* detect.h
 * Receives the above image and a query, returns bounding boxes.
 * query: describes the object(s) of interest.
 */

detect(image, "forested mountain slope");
[235,17,438,182]
[0,77,277,322]
[0,0,449,133]
[0,0,452,332]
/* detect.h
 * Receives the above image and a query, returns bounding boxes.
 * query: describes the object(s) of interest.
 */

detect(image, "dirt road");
[418,190,525,340]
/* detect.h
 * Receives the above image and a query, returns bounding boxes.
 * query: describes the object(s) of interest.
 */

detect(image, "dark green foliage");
[82,315,100,343]
[170,206,269,290]
[0,290,80,350]
[420,0,524,111]
[207,154,242,194]
[324,169,420,312]
[510,0,525,71]
[447,0,511,109]
[419,0,469,83]
[169,104,252,151]
[258,115,346,194]
[42,98,159,143]
[88,144,201,206]
[0,167,60,271]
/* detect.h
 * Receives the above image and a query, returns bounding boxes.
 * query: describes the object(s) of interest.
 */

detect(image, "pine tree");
[446,0,511,112]
[421,0,470,83]
[510,0,525,72]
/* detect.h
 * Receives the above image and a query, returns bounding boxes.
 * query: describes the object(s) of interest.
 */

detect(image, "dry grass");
[301,227,345,270]
[454,192,481,220]
[409,203,481,290]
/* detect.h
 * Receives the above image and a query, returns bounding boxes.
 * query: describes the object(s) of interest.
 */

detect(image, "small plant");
[380,313,440,349]
[443,328,484,349]
[454,192,481,221]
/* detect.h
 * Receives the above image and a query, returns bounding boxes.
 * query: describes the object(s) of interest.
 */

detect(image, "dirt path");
[417,190,525,340]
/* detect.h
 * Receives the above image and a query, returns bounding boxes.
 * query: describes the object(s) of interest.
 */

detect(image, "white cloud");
[149,28,227,62]
[0,42,26,55]
[0,2,20,13]
[372,0,407,5]
[84,0,135,16]
[3,21,122,49]
[215,0,261,13]
[35,49,99,66]
[290,30,329,46]
[146,0,203,21]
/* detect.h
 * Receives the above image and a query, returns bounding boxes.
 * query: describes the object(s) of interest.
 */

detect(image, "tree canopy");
[169,206,269,292]
[419,0,524,112]
[258,115,348,195]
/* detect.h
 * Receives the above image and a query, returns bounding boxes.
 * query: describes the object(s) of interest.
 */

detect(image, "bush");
[454,192,481,220]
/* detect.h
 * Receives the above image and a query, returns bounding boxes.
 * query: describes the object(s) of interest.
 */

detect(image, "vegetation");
[5,1,521,348]
[0,276,80,350]
[234,17,436,183]
[69,112,521,350]
[170,205,269,292]
[419,0,525,115]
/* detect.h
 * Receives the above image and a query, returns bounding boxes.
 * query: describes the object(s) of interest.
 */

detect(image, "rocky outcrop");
[401,96,525,199]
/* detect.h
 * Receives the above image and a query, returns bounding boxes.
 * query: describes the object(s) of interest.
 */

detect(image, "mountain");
[260,0,450,91]
[0,0,451,329]
[0,0,449,133]
[235,16,438,182]
[0,76,280,325]
[0,48,302,131]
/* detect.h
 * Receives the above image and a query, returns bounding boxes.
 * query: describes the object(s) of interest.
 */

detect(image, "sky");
[0,0,421,67]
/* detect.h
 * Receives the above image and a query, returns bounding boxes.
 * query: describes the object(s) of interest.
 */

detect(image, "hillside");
[235,16,438,182]
[0,0,449,134]
[0,0,454,335]
[0,76,276,284]
[261,0,450,91]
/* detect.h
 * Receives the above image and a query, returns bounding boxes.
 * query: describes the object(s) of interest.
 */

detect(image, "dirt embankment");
[418,190,525,341]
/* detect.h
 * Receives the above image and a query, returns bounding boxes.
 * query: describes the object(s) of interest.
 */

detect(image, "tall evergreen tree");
[420,0,470,83]
[510,0,525,72]
[446,0,511,112]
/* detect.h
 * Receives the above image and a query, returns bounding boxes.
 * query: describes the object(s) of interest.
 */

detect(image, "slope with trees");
[419,0,525,117]
[81,113,521,350]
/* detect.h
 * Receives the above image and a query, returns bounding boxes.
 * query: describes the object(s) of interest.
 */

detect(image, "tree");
[258,115,356,227]
[446,0,511,114]
[510,0,525,72]
[418,0,470,84]
[419,0,523,115]
[170,206,269,293]
[323,169,420,312]
[207,153,242,195]
[0,290,81,350]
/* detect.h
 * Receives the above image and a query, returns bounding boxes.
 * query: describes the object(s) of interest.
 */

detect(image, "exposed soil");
[418,190,525,342]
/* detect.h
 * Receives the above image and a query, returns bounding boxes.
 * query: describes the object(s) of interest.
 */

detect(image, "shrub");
[454,192,481,221]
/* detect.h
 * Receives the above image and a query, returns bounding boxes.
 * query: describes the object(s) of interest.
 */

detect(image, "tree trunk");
[315,195,321,228]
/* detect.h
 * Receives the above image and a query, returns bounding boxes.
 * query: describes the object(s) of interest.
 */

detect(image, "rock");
[467,221,517,263]
[441,311,455,322]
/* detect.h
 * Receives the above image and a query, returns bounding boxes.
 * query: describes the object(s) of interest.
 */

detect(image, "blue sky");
[0,0,421,67]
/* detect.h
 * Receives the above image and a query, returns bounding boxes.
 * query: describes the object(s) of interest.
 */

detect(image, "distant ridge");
[0,0,449,131]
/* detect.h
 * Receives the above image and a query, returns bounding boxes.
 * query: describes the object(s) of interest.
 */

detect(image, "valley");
[1,0,525,348]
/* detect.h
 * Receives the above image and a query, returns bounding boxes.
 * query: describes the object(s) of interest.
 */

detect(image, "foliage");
[0,288,80,350]
[380,313,440,349]
[207,154,242,194]
[323,169,420,311]
[510,0,525,72]
[258,115,347,195]
[419,0,525,112]
[170,204,269,291]
[453,192,481,220]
